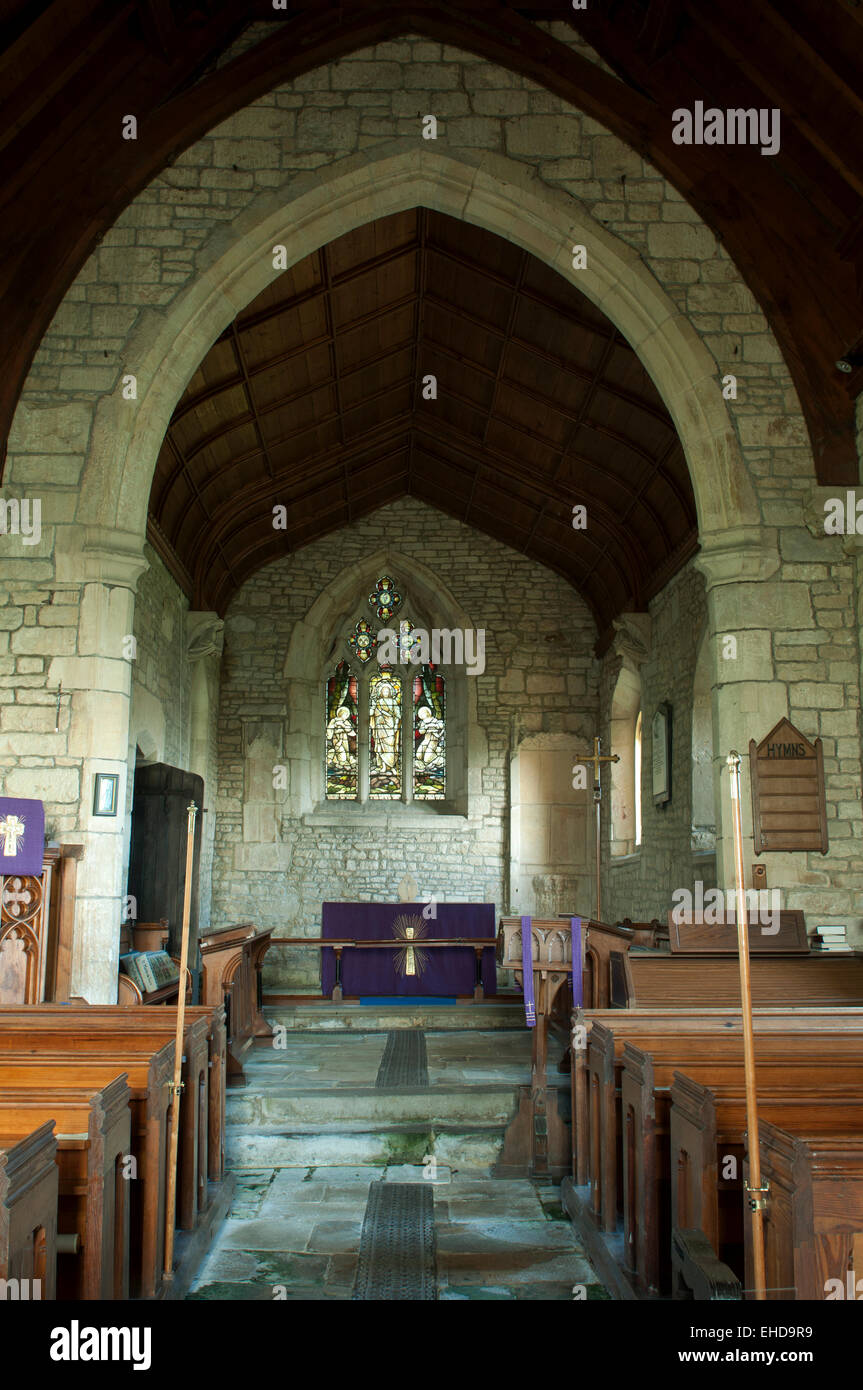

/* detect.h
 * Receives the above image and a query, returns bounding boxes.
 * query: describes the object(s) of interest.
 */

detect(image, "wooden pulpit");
[0,845,84,1005]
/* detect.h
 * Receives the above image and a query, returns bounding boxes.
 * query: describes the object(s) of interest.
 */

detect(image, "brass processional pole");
[163,799,198,1282]
[725,753,767,1300]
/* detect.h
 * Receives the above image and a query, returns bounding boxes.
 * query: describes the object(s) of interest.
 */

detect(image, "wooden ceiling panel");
[148,207,700,643]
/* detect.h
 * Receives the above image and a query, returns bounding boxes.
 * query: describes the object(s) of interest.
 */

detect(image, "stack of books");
[813,924,849,952]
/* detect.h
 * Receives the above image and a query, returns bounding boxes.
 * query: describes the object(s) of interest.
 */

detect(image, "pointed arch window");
[323,575,448,803]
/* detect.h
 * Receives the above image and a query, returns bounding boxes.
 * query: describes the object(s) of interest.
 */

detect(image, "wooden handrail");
[270,937,497,948]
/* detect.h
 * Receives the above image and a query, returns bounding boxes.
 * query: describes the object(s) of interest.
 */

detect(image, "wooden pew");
[0,1121,57,1299]
[0,1078,130,1299]
[670,1073,863,1288]
[0,1046,173,1299]
[199,924,273,1083]
[0,1018,209,1230]
[0,1004,226,1184]
[579,1009,863,1231]
[744,1121,863,1301]
[623,953,863,1008]
[620,1040,863,1296]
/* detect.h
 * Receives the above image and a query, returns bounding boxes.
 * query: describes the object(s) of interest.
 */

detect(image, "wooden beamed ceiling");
[148,208,697,640]
[1,1,862,487]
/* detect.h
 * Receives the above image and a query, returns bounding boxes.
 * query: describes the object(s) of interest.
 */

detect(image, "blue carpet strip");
[360,996,456,1005]
[351,1182,437,1300]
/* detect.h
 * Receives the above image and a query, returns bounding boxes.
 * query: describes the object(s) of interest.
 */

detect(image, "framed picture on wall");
[93,772,119,817]
[652,703,672,806]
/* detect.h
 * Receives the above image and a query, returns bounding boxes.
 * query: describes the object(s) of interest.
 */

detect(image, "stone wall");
[209,497,599,989]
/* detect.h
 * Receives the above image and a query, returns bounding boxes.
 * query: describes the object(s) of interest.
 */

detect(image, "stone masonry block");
[295,108,359,151]
[11,626,76,656]
[5,765,79,802]
[506,115,583,158]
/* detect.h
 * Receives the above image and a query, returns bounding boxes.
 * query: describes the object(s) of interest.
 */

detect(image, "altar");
[320,902,497,998]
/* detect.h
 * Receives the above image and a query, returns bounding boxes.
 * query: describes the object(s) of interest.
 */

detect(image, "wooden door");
[127,763,204,970]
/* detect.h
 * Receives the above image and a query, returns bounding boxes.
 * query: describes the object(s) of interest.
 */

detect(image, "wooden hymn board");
[749,717,828,854]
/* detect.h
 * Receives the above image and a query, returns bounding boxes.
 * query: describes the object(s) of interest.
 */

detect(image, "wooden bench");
[744,1121,863,1301]
[0,1004,226,1185]
[670,1072,863,1289]
[0,1045,173,1299]
[0,1121,57,1299]
[0,1077,130,1299]
[579,1008,863,1232]
[0,1022,207,1233]
[620,1040,863,1295]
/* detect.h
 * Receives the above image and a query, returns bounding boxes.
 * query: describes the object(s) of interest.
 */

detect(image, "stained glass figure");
[369,669,402,799]
[413,665,446,800]
[398,618,421,664]
[348,618,377,664]
[368,575,402,621]
[325,661,358,799]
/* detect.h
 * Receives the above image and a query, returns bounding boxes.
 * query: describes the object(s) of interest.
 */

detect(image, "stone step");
[263,999,525,1032]
[226,1122,509,1173]
[227,1084,522,1127]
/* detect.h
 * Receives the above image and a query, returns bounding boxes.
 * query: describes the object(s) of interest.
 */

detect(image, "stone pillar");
[54,525,147,1002]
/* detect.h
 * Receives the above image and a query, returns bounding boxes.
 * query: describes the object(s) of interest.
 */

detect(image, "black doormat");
[375,1029,429,1088]
[351,1182,437,1300]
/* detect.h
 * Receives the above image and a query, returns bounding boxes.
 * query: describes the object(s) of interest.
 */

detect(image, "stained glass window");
[369,668,402,799]
[368,575,402,621]
[413,665,446,800]
[325,661,358,799]
[348,618,377,664]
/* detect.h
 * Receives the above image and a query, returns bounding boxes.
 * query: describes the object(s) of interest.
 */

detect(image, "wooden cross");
[572,736,619,921]
[0,814,25,857]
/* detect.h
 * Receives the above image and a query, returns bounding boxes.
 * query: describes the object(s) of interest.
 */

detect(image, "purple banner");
[521,914,536,1028]
[0,797,44,876]
[570,916,583,1006]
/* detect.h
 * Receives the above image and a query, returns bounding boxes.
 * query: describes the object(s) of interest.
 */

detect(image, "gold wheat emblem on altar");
[392,913,430,979]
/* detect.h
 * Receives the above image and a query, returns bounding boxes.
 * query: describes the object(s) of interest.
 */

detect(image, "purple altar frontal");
[320,902,497,998]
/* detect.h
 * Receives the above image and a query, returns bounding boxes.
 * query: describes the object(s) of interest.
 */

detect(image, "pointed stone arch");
[74,144,760,555]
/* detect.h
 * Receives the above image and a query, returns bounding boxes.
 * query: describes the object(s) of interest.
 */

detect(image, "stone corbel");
[55,524,149,589]
[693,527,780,588]
[186,611,224,663]
[610,612,651,673]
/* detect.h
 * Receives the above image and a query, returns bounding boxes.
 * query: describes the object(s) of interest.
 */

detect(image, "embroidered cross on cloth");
[0,798,45,876]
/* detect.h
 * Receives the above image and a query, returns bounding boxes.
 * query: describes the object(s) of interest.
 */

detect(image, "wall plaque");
[749,718,828,854]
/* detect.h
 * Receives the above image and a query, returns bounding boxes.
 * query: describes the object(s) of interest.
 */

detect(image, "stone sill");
[303,806,469,828]
[609,850,642,865]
